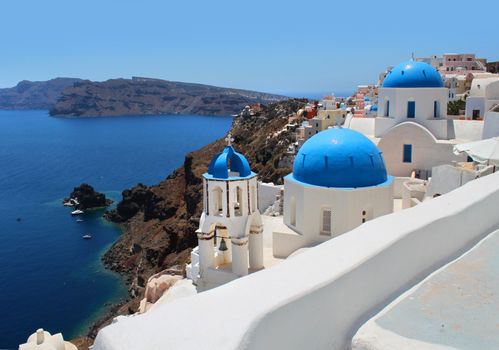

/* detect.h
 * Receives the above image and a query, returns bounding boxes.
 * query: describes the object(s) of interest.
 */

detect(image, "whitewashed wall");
[257,182,282,213]
[378,122,466,177]
[93,172,499,350]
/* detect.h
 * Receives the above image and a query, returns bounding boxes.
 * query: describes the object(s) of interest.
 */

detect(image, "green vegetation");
[448,99,465,115]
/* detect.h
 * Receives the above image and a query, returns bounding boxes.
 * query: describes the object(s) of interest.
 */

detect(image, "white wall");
[465,97,485,118]
[277,176,393,258]
[94,172,499,350]
[453,120,484,141]
[257,182,282,213]
[348,117,376,136]
[483,111,499,139]
[378,122,466,177]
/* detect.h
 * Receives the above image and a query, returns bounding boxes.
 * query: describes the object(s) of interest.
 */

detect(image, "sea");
[0,110,232,348]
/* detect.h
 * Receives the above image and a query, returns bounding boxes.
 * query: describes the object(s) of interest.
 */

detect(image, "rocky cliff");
[88,99,306,336]
[50,77,287,117]
[0,78,82,110]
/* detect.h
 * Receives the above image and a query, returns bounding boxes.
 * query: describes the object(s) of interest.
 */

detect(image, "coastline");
[80,99,306,344]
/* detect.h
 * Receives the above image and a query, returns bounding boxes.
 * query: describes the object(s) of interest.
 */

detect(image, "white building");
[186,136,264,291]
[273,127,394,258]
[464,76,499,120]
[348,60,485,177]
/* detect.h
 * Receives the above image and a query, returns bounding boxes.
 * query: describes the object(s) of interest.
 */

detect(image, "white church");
[347,60,485,177]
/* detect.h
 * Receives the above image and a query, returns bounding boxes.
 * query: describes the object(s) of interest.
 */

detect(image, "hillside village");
[21,53,499,350]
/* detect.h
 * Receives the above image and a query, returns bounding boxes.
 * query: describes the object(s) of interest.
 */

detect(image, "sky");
[1,0,498,95]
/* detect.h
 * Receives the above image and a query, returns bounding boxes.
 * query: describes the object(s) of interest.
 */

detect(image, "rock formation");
[65,183,113,210]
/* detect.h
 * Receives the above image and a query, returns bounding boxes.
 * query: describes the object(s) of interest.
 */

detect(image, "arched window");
[234,186,243,216]
[212,187,223,215]
[290,196,296,226]
[321,208,332,235]
[433,101,439,118]
[385,100,390,117]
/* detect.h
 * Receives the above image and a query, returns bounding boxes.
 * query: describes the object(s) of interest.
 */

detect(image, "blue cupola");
[205,137,253,179]
[382,60,444,88]
[292,128,389,188]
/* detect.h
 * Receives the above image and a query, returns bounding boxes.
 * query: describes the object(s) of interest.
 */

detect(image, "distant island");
[0,78,82,110]
[50,77,286,117]
[0,77,287,117]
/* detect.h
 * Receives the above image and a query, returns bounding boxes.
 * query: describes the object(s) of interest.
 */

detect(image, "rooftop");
[353,228,499,349]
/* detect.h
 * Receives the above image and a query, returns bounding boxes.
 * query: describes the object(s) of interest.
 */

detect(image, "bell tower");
[186,134,264,290]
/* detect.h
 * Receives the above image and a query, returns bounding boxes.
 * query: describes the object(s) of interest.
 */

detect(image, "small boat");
[63,201,74,207]
[82,234,92,240]
[76,218,84,223]
[71,209,84,215]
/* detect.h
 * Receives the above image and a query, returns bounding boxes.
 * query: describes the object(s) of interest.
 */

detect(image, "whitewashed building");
[273,127,394,258]
[186,136,264,291]
[348,60,485,177]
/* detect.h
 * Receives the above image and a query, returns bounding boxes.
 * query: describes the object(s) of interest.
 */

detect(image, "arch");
[234,186,243,216]
[211,186,224,215]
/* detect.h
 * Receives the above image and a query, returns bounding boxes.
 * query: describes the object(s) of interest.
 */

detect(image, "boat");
[63,201,74,207]
[76,218,84,222]
[82,234,92,240]
[71,209,84,215]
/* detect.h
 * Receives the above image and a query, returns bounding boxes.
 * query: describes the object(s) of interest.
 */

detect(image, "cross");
[225,133,234,146]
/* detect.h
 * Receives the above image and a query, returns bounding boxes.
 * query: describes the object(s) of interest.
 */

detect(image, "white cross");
[225,133,234,146]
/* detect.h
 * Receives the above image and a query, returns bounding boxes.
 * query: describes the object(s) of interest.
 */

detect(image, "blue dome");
[206,146,252,179]
[292,128,388,188]
[382,60,443,88]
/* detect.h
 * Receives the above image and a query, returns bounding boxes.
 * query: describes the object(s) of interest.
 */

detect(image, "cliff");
[50,77,287,117]
[88,99,306,336]
[0,78,82,110]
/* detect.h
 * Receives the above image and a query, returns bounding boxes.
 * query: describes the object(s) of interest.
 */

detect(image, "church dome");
[382,60,444,88]
[292,128,388,188]
[206,145,252,179]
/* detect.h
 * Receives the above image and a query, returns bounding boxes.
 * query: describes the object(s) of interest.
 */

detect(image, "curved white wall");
[94,172,499,350]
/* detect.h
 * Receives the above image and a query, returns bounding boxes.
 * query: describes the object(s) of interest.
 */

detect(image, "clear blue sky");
[1,0,498,95]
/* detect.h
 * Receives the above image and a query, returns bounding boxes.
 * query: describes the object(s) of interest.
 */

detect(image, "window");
[407,101,415,118]
[321,208,332,235]
[403,144,412,163]
[234,186,243,216]
[433,101,439,118]
[385,100,390,117]
[290,196,296,226]
[213,187,223,214]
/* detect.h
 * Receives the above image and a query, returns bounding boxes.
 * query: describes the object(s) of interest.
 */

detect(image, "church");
[187,127,395,288]
[347,60,483,178]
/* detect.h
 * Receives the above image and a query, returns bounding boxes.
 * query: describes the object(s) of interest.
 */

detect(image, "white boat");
[71,209,84,215]
[63,201,74,207]
[76,218,84,223]
[82,234,92,239]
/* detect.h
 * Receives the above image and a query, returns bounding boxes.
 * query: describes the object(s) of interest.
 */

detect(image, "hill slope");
[50,77,287,117]
[0,78,82,110]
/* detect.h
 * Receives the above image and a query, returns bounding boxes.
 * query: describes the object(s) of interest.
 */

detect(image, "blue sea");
[0,110,232,348]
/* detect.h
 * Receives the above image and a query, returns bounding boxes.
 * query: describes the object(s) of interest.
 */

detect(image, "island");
[0,78,82,110]
[64,183,113,210]
[50,77,287,117]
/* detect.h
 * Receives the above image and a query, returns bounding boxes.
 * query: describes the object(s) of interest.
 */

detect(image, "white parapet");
[93,172,499,350]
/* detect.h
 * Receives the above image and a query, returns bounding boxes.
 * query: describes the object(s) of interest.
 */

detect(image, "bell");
[218,237,228,252]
